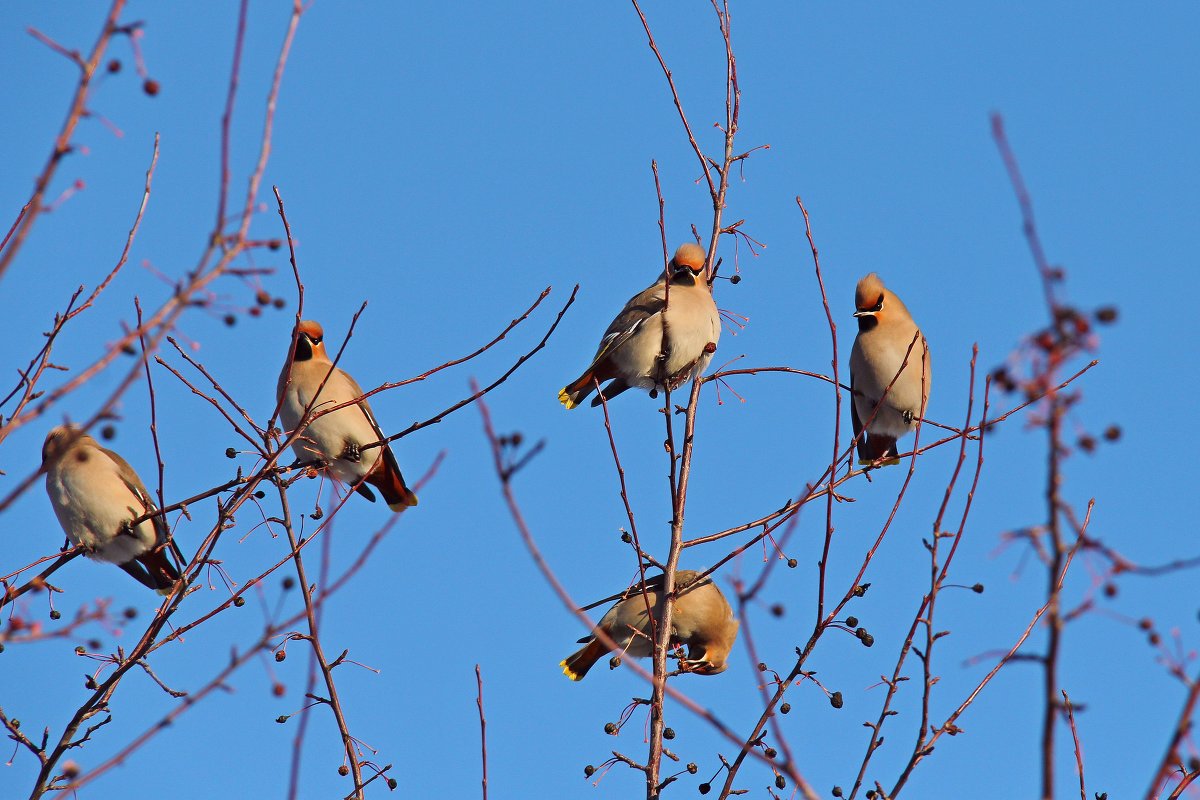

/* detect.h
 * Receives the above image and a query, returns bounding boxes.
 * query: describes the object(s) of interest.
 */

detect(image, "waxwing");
[42,426,182,593]
[558,243,720,408]
[849,273,932,465]
[277,320,417,510]
[561,570,738,681]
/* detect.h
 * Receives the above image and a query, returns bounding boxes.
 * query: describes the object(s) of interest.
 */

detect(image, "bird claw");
[902,409,915,424]
[341,442,362,463]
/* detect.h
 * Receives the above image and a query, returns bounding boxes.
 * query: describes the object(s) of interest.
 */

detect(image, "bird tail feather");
[857,434,900,466]
[369,447,418,511]
[558,370,596,410]
[560,638,607,681]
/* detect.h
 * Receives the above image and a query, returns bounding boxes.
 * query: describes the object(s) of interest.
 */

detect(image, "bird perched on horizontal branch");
[561,570,738,681]
[558,243,720,409]
[849,273,932,465]
[42,425,182,594]
[277,320,417,510]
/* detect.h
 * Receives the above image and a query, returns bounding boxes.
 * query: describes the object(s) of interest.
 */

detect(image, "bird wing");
[341,371,391,445]
[101,447,169,543]
[850,373,864,441]
[342,372,409,488]
[587,281,667,366]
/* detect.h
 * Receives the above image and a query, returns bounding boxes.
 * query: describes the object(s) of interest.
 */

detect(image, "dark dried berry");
[123,607,138,619]
[664,727,675,740]
[338,765,350,776]
[100,425,116,440]
[143,78,160,96]
[248,306,262,318]
[757,662,768,672]
[106,59,121,73]
[780,702,791,714]
[845,616,858,627]
[730,274,742,285]
[621,532,633,544]
[1103,583,1117,598]
[1094,306,1118,324]
[830,691,843,709]
[256,290,271,306]
[764,747,777,759]
[50,610,61,620]
[770,604,785,617]
[584,765,595,777]
[861,633,875,647]
[387,778,398,790]
[273,297,286,309]
[833,787,844,797]
[787,558,798,569]
[1078,435,1096,453]
[276,715,288,724]
[233,596,246,607]
[282,577,295,590]
[225,447,238,458]
[699,784,711,795]
[1138,618,1153,631]
[972,583,985,594]
[687,763,698,774]
[272,683,285,697]
[275,650,286,662]
[1103,425,1121,442]
[604,722,618,735]
[776,775,786,789]
[223,314,236,327]
[608,656,621,670]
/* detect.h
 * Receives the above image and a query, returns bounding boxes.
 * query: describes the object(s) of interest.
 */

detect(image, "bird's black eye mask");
[864,295,884,313]
[294,334,317,361]
[669,268,700,286]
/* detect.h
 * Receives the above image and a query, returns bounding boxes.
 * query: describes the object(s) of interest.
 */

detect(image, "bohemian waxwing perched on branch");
[42,426,183,594]
[561,570,738,681]
[277,320,418,510]
[558,243,720,408]
[849,273,932,465]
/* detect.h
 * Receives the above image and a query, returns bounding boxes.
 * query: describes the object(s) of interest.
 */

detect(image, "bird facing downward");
[849,273,932,465]
[276,320,417,510]
[42,425,182,594]
[560,570,739,681]
[558,243,721,409]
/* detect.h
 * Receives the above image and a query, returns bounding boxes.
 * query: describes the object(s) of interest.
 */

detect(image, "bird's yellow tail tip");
[387,494,418,512]
[559,659,583,681]
[557,388,577,410]
[858,457,901,468]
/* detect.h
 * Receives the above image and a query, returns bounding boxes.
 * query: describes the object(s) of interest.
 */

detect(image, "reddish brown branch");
[0,0,128,281]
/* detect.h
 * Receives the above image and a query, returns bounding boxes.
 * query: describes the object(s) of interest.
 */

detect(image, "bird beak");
[853,310,875,318]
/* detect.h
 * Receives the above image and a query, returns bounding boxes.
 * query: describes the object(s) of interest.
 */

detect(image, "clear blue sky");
[1,2,1197,798]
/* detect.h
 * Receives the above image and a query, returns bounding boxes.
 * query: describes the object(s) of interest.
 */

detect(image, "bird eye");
[871,296,884,312]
